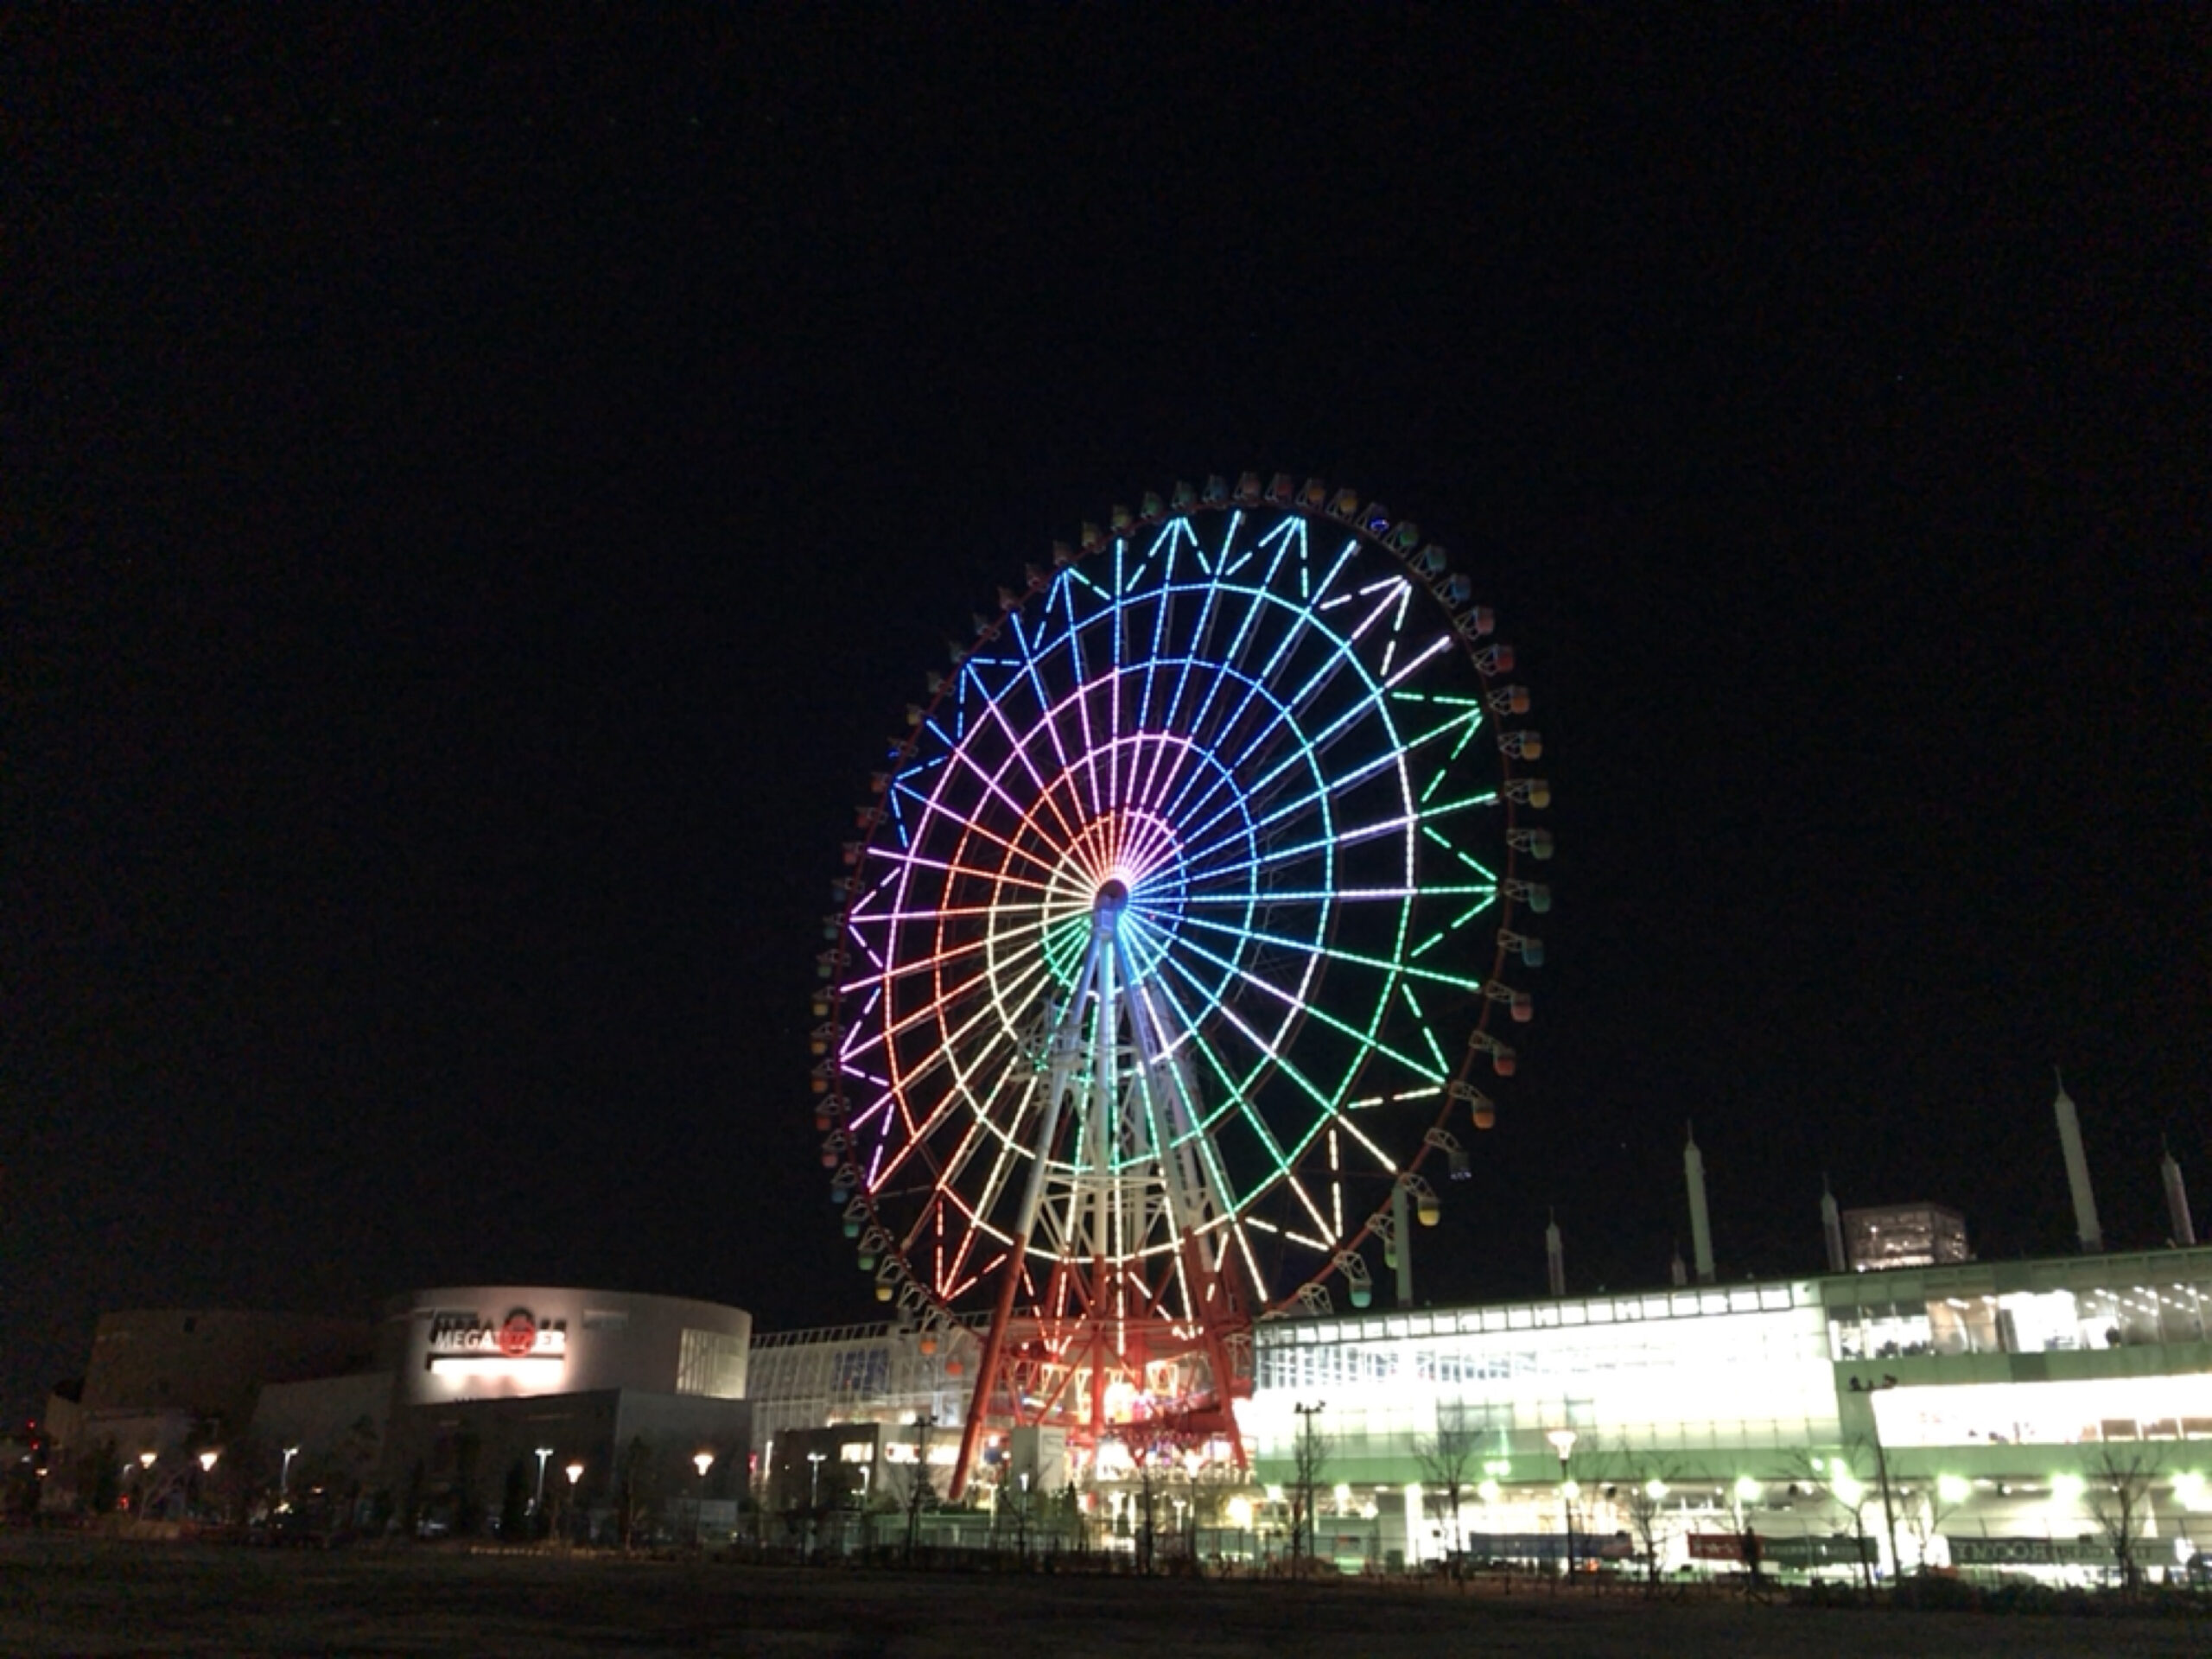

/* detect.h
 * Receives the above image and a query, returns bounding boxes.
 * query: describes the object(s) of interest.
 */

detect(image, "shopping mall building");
[744,1243,2212,1580]
[48,1287,751,1535]
[44,1249,2212,1578]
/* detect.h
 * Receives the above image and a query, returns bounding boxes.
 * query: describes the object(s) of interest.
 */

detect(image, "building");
[745,1319,974,1462]
[43,1287,755,1541]
[1843,1203,1971,1273]
[41,1308,375,1511]
[374,1286,753,1537]
[737,1244,2212,1582]
[1238,1244,2212,1579]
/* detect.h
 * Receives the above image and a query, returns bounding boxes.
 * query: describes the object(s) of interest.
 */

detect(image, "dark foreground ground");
[3,1540,2208,1658]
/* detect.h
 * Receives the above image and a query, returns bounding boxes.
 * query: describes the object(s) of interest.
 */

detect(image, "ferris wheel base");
[945,1313,1253,1500]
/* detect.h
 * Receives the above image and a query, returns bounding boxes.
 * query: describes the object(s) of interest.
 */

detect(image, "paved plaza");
[3,1539,2209,1657]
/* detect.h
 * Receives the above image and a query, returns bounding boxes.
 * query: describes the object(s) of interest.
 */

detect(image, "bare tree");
[2086,1445,2162,1592]
[1601,1444,1684,1596]
[1130,1450,1160,1573]
[614,1436,661,1551]
[892,1415,938,1563]
[1896,1474,1965,1574]
[1287,1402,1331,1571]
[1412,1403,1478,1569]
[1788,1446,1879,1593]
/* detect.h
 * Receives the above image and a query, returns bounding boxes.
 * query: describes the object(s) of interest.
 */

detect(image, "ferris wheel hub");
[1092,878,1130,917]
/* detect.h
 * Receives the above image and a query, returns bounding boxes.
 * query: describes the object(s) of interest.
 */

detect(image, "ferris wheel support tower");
[951,880,1250,1495]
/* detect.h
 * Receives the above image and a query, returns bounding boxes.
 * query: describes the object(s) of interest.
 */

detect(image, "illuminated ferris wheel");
[811,474,1550,1491]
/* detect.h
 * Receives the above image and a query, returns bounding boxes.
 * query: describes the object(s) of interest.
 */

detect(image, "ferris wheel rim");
[817,479,1542,1322]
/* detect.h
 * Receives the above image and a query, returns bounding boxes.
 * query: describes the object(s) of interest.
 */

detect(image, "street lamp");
[692,1452,715,1546]
[806,1451,828,1560]
[280,1446,300,1501]
[533,1446,554,1517]
[1847,1375,1904,1579]
[136,1450,156,1517]
[195,1449,220,1525]
[1546,1428,1579,1578]
[564,1460,585,1546]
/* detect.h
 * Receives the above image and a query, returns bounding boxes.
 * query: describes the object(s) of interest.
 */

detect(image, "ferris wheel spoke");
[866,823,1061,904]
[1146,942,1339,1147]
[1007,608,1089,809]
[865,969,1043,1149]
[1152,913,1442,1087]
[1177,880,1492,906]
[1129,579,1233,808]
[913,747,1090,892]
[1135,961,1299,1179]
[1211,632,1448,836]
[1330,1103,1408,1177]
[1056,570,1113,819]
[1164,566,1290,783]
[1390,690,1490,758]
[977,694,1088,852]
[1146,574,1389,835]
[1173,904,1485,997]
[1164,577,1399,830]
[1128,539,1185,743]
[838,927,995,996]
[918,1084,1039,1261]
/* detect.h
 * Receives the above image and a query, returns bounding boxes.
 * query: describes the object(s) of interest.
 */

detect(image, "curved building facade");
[382,1286,749,1406]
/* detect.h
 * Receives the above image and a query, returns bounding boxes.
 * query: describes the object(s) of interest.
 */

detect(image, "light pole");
[137,1450,156,1517]
[690,1451,716,1557]
[1847,1375,1904,1580]
[533,1446,554,1522]
[807,1450,827,1560]
[1546,1428,1579,1579]
[564,1460,585,1546]
[905,1414,935,1562]
[196,1449,220,1524]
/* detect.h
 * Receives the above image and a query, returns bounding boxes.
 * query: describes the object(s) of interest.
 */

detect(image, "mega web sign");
[425,1306,569,1366]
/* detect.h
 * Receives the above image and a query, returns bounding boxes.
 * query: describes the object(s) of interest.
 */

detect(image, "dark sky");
[7,14,2208,1422]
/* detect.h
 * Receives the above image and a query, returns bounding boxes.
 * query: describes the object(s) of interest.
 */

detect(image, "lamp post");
[806,1450,827,1560]
[137,1450,156,1517]
[1847,1375,1904,1580]
[196,1449,220,1525]
[533,1446,554,1521]
[692,1452,716,1547]
[1546,1428,1579,1579]
[280,1445,300,1502]
[564,1460,585,1546]
[905,1414,935,1563]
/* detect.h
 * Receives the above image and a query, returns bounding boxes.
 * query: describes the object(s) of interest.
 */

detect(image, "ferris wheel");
[811,474,1550,1492]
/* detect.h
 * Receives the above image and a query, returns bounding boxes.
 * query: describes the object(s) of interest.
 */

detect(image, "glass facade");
[1827,1278,2211,1360]
[1249,1284,1840,1473]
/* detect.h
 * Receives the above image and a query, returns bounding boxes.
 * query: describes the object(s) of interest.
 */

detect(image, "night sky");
[8,15,2208,1423]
